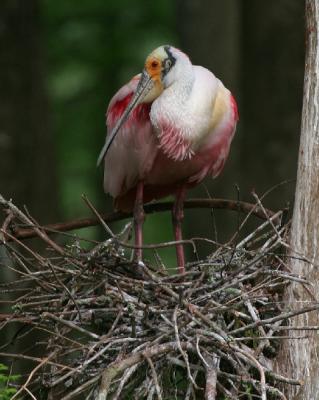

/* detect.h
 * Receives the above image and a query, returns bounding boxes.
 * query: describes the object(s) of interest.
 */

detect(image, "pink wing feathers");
[104,76,184,212]
[103,76,157,205]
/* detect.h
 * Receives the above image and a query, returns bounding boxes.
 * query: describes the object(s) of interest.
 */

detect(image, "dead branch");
[0,194,313,399]
[2,198,279,241]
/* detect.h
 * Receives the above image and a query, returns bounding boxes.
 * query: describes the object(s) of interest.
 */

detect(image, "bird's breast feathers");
[150,67,235,161]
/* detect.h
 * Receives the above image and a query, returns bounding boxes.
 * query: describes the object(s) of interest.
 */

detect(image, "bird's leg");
[133,180,145,262]
[172,185,186,274]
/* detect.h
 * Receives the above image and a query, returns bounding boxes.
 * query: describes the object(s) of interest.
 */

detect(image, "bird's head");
[141,45,191,102]
[97,45,189,166]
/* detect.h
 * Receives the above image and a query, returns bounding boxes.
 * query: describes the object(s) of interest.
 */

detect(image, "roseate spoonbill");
[97,45,238,273]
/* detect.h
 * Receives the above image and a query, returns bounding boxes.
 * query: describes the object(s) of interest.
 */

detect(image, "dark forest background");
[0,0,304,267]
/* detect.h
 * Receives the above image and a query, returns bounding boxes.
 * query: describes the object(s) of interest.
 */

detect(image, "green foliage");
[242,382,254,400]
[0,364,19,400]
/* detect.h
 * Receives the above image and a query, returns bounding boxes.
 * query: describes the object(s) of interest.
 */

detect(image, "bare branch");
[6,198,278,241]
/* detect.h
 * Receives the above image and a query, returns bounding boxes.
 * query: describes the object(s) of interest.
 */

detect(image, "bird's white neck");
[150,61,195,125]
[149,64,199,161]
[161,59,195,103]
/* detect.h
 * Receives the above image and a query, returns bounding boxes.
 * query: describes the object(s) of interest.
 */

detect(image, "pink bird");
[97,45,238,273]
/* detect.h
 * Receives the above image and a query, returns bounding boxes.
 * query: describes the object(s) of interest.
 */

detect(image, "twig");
[43,312,100,339]
[204,353,220,400]
[82,194,115,238]
[0,194,66,255]
[97,341,194,400]
[60,375,100,400]
[173,307,199,389]
[229,303,319,336]
[229,344,266,400]
[0,352,73,371]
[112,363,141,400]
[145,355,162,400]
[0,195,311,399]
[11,351,57,400]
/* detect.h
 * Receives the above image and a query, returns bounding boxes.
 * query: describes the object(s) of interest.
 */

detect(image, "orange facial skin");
[145,56,162,81]
[144,57,164,100]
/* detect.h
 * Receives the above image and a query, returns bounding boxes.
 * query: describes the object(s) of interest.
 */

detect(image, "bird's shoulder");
[192,66,238,135]
[210,84,232,130]
[190,66,228,125]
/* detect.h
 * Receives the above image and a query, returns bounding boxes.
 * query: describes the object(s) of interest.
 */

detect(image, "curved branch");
[97,341,194,400]
[7,198,278,241]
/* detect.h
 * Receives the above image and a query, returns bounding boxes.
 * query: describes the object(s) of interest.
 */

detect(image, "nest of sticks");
[0,194,313,399]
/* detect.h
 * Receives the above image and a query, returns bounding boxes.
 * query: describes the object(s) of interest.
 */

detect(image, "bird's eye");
[165,59,172,70]
[151,60,159,69]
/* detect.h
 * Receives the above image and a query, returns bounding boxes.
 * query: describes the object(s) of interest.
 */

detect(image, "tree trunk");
[274,1,319,398]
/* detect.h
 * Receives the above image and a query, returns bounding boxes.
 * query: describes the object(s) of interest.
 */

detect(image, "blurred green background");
[0,0,305,267]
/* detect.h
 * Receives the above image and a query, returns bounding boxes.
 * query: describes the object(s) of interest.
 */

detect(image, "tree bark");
[274,1,319,398]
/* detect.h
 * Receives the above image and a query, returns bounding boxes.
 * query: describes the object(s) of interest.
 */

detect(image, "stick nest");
[0,195,311,399]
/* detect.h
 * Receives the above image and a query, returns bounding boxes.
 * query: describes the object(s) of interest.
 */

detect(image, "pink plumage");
[104,75,238,211]
[99,45,238,272]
